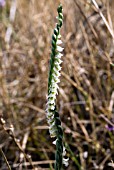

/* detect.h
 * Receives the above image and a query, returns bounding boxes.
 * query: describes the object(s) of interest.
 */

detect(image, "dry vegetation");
[0,0,114,169]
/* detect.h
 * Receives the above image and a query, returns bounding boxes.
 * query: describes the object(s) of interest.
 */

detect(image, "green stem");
[54,110,63,170]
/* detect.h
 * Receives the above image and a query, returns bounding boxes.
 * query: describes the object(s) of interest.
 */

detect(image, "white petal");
[48,99,55,104]
[63,146,66,156]
[50,132,56,138]
[49,128,56,137]
[51,79,56,84]
[55,59,63,64]
[47,111,53,118]
[51,76,57,82]
[47,116,54,124]
[55,58,62,64]
[52,76,60,83]
[51,87,57,93]
[52,73,58,79]
[55,78,60,84]
[48,93,56,98]
[53,71,61,78]
[48,105,55,110]
[49,125,57,137]
[63,158,69,167]
[57,46,64,52]
[53,139,57,145]
[54,62,60,66]
[57,39,62,45]
[55,65,61,71]
[58,34,61,39]
[51,83,59,89]
[49,121,56,129]
[55,53,63,58]
[53,66,59,72]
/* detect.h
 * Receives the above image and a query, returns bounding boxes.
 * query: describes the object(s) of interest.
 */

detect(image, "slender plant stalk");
[0,148,12,170]
[46,4,68,170]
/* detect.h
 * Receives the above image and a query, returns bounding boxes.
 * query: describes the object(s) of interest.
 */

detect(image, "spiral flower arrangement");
[46,4,68,170]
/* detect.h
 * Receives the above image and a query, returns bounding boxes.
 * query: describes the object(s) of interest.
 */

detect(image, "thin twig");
[91,0,114,39]
[73,0,98,39]
[13,160,55,168]
[0,148,12,170]
[0,118,35,169]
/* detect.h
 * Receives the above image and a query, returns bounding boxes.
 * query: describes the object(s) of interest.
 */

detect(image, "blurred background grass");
[0,0,114,169]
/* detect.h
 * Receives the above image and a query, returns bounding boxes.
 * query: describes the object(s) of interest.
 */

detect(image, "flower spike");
[46,4,68,169]
[47,4,64,138]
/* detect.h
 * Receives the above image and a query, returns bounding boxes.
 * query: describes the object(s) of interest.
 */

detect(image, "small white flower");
[54,62,60,67]
[58,34,61,39]
[48,104,55,110]
[53,66,60,73]
[51,88,57,94]
[53,139,57,145]
[55,53,63,58]
[63,146,66,156]
[48,93,57,99]
[55,58,63,65]
[48,99,55,105]
[52,76,60,83]
[47,111,53,118]
[51,83,59,89]
[49,125,57,137]
[57,39,62,45]
[53,71,61,77]
[52,73,58,79]
[63,158,69,167]
[57,46,64,52]
[47,115,55,124]
[55,65,61,71]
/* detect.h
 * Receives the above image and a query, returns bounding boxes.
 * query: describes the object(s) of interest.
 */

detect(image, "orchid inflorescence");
[46,4,68,169]
[47,4,63,138]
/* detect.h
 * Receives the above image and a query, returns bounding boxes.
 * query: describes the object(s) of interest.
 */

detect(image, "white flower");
[48,104,55,110]
[55,53,63,58]
[55,65,61,71]
[53,139,57,145]
[57,46,64,52]
[54,62,60,67]
[48,99,55,105]
[53,66,61,74]
[47,116,55,124]
[63,158,69,167]
[63,146,66,156]
[58,34,61,39]
[48,93,57,99]
[47,111,53,118]
[49,124,57,137]
[57,39,62,45]
[53,71,61,78]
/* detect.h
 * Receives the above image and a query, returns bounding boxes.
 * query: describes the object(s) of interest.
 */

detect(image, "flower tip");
[57,4,62,13]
